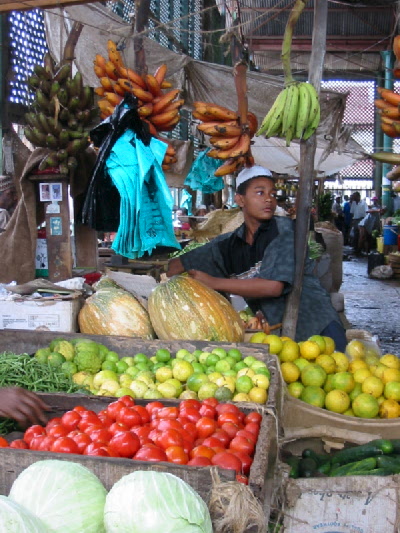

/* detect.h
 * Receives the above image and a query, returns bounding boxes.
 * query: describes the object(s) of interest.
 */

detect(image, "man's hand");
[0,388,50,428]
[188,270,220,290]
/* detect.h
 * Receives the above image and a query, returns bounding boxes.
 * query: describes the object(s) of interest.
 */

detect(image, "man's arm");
[0,387,50,428]
[166,257,185,277]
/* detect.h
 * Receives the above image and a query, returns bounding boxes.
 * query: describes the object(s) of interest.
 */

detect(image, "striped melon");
[148,275,245,342]
[78,288,155,339]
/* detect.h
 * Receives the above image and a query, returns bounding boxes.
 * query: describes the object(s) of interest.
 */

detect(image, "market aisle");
[341,255,400,354]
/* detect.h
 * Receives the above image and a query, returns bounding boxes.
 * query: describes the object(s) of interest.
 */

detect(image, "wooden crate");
[0,392,277,520]
[0,330,282,416]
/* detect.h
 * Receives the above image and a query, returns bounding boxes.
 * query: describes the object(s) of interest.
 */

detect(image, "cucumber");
[302,449,331,466]
[376,455,400,470]
[331,439,394,466]
[316,461,332,476]
[329,457,377,477]
[298,457,318,478]
[285,456,300,479]
[389,440,400,454]
[350,468,398,476]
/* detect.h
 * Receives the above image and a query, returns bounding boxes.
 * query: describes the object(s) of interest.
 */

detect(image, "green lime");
[105,351,120,363]
[215,359,232,373]
[155,366,173,383]
[227,348,243,363]
[175,349,191,360]
[234,361,247,372]
[206,354,219,367]
[120,356,135,367]
[243,356,257,367]
[47,352,66,367]
[215,386,234,401]
[255,367,271,379]
[223,369,237,377]
[61,361,77,376]
[224,356,236,368]
[153,362,165,372]
[135,362,149,372]
[205,366,216,375]
[34,348,50,364]
[235,375,253,394]
[115,387,135,398]
[126,366,140,378]
[156,348,171,363]
[102,360,117,372]
[165,378,183,396]
[199,352,211,365]
[198,382,218,401]
[192,362,205,374]
[116,360,129,374]
[187,373,210,392]
[184,354,197,364]
[212,348,227,359]
[192,349,203,358]
[134,353,149,365]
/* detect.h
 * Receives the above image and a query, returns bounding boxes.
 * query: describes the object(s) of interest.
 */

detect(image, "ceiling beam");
[249,36,391,52]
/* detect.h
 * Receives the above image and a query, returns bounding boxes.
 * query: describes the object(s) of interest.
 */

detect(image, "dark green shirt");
[180,216,341,342]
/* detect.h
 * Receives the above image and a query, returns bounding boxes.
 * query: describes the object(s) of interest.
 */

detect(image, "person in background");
[392,192,400,214]
[0,388,49,428]
[358,196,384,254]
[166,165,347,350]
[196,205,208,217]
[331,196,344,232]
[174,207,191,231]
[350,192,366,254]
[0,175,17,232]
[342,195,352,245]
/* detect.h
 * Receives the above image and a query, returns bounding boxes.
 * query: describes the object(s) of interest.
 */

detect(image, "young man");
[167,165,347,351]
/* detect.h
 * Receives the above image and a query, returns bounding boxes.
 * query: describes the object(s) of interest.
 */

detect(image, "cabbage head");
[104,470,213,533]
[0,495,50,532]
[9,460,107,533]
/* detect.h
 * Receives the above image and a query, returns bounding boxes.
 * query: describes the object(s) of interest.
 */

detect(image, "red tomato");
[132,405,150,425]
[179,407,201,424]
[190,445,216,460]
[179,399,201,411]
[106,400,125,420]
[182,439,192,455]
[100,445,120,458]
[134,444,167,462]
[158,429,183,450]
[108,422,129,435]
[72,405,87,413]
[215,403,240,416]
[155,407,179,420]
[38,435,56,452]
[118,395,135,407]
[229,436,255,456]
[83,442,109,456]
[0,437,8,448]
[51,437,80,454]
[116,407,142,428]
[211,451,242,473]
[236,474,249,484]
[156,419,183,433]
[211,429,231,448]
[98,414,114,428]
[29,435,46,450]
[232,451,253,475]
[199,404,216,419]
[45,417,62,430]
[179,419,197,434]
[188,456,213,467]
[9,439,28,449]
[201,397,218,408]
[245,411,262,425]
[86,427,112,444]
[109,431,140,458]
[145,401,164,417]
[98,409,109,418]
[78,413,101,432]
[244,422,260,438]
[68,431,92,453]
[217,412,241,427]
[165,445,188,464]
[60,411,81,431]
[46,424,69,439]
[196,417,217,439]
[180,428,196,445]
[202,436,224,449]
[236,429,257,445]
[80,409,98,418]
[131,426,152,445]
[220,422,241,439]
[23,425,45,446]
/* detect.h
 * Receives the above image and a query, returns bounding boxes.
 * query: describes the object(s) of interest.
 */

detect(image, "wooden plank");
[74,222,98,270]
[0,0,96,12]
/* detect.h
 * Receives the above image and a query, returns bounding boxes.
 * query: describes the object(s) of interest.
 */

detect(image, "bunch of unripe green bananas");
[24,53,98,174]
[256,81,321,147]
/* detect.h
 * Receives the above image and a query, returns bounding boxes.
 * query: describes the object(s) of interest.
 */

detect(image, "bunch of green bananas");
[256,81,320,147]
[24,53,99,174]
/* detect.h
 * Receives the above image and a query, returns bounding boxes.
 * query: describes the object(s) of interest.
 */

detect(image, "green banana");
[65,79,74,98]
[33,64,51,80]
[38,152,59,171]
[72,72,83,98]
[32,127,47,147]
[80,86,93,110]
[59,108,70,123]
[38,113,52,134]
[369,151,400,164]
[35,89,50,111]
[53,63,72,84]
[46,133,59,150]
[256,88,288,137]
[304,82,319,127]
[50,81,60,99]
[295,82,312,139]
[24,127,38,146]
[48,117,62,137]
[67,139,84,156]
[58,129,70,148]
[68,96,81,113]
[68,130,84,139]
[57,88,69,107]
[57,149,68,161]
[43,52,55,77]
[282,83,299,141]
[24,112,37,128]
[38,79,51,96]
[27,75,40,89]
[68,118,79,130]
[303,104,321,140]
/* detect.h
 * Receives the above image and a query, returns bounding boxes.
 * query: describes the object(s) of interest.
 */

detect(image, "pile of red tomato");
[5,397,262,485]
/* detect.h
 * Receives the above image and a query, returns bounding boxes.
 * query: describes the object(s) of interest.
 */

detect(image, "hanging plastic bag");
[184,149,224,193]
[179,189,193,215]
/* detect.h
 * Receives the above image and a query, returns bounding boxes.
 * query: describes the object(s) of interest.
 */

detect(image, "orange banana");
[213,123,243,137]
[117,67,147,89]
[107,40,125,69]
[131,87,154,103]
[162,164,171,171]
[154,64,167,85]
[138,103,153,117]
[152,89,180,115]
[192,110,218,122]
[94,65,106,79]
[381,123,398,138]
[143,119,158,137]
[159,99,184,114]
[193,102,238,121]
[99,77,115,91]
[208,133,251,160]
[197,121,238,135]
[150,109,180,126]
[144,74,162,97]
[378,87,400,106]
[156,115,180,131]
[94,54,107,70]
[98,98,114,114]
[214,157,245,176]
[157,136,176,156]
[113,83,126,97]
[381,115,400,126]
[160,80,172,89]
[380,106,400,119]
[209,136,241,150]
[94,87,105,96]
[118,78,142,92]
[246,112,258,135]
[105,92,123,106]
[105,61,119,81]
[163,154,177,165]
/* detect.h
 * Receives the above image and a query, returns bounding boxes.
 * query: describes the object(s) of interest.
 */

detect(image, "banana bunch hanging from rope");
[93,40,184,171]
[24,52,97,174]
[256,81,320,147]
[192,101,258,176]
[374,87,400,138]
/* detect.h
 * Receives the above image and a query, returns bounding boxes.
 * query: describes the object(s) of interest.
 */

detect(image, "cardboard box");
[0,297,82,332]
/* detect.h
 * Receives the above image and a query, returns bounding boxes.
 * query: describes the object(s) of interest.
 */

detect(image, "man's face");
[0,188,17,210]
[235,177,277,221]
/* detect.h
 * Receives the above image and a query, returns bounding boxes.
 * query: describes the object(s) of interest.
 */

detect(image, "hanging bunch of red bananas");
[93,40,184,170]
[374,87,400,138]
[193,101,258,176]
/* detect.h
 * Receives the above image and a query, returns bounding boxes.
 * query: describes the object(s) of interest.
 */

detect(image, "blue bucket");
[383,224,399,245]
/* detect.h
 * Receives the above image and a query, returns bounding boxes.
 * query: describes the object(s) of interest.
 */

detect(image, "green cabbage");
[9,460,107,533]
[104,471,213,533]
[0,495,50,532]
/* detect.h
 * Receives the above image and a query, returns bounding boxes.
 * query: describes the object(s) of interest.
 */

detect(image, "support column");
[381,50,394,214]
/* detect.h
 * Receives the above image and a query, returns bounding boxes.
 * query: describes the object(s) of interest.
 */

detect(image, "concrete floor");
[341,254,400,355]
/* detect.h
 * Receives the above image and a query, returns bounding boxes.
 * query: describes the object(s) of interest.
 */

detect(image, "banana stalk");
[281,0,309,85]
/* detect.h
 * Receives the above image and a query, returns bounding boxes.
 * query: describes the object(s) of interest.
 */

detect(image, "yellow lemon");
[233,392,251,402]
[263,334,283,355]
[279,340,300,362]
[248,387,268,404]
[346,340,366,360]
[332,352,349,372]
[251,374,270,390]
[377,395,385,406]
[372,364,388,380]
[325,389,351,414]
[380,354,400,370]
[280,336,292,342]
[379,399,400,418]
[323,336,335,355]
[315,354,336,374]
[382,368,400,384]
[300,364,327,388]
[349,359,368,373]
[281,362,301,384]
[353,368,372,384]
[287,382,304,398]
[308,335,326,353]
[349,382,363,401]
[343,408,355,417]
[300,340,321,360]
[237,368,255,378]
[208,372,223,383]
[352,393,379,418]
[249,331,268,344]
[293,358,311,372]
[384,381,400,401]
[324,374,334,393]
[365,354,380,367]
[361,376,384,398]
[331,372,355,393]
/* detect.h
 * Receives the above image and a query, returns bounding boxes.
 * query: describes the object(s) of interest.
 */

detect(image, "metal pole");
[381,50,394,214]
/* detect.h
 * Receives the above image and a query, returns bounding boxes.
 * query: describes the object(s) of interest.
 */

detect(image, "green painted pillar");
[381,50,394,214]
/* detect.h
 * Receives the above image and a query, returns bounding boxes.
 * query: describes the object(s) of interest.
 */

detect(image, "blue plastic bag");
[184,149,224,193]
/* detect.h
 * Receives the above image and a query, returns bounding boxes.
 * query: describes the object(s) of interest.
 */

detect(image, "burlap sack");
[314,222,344,292]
